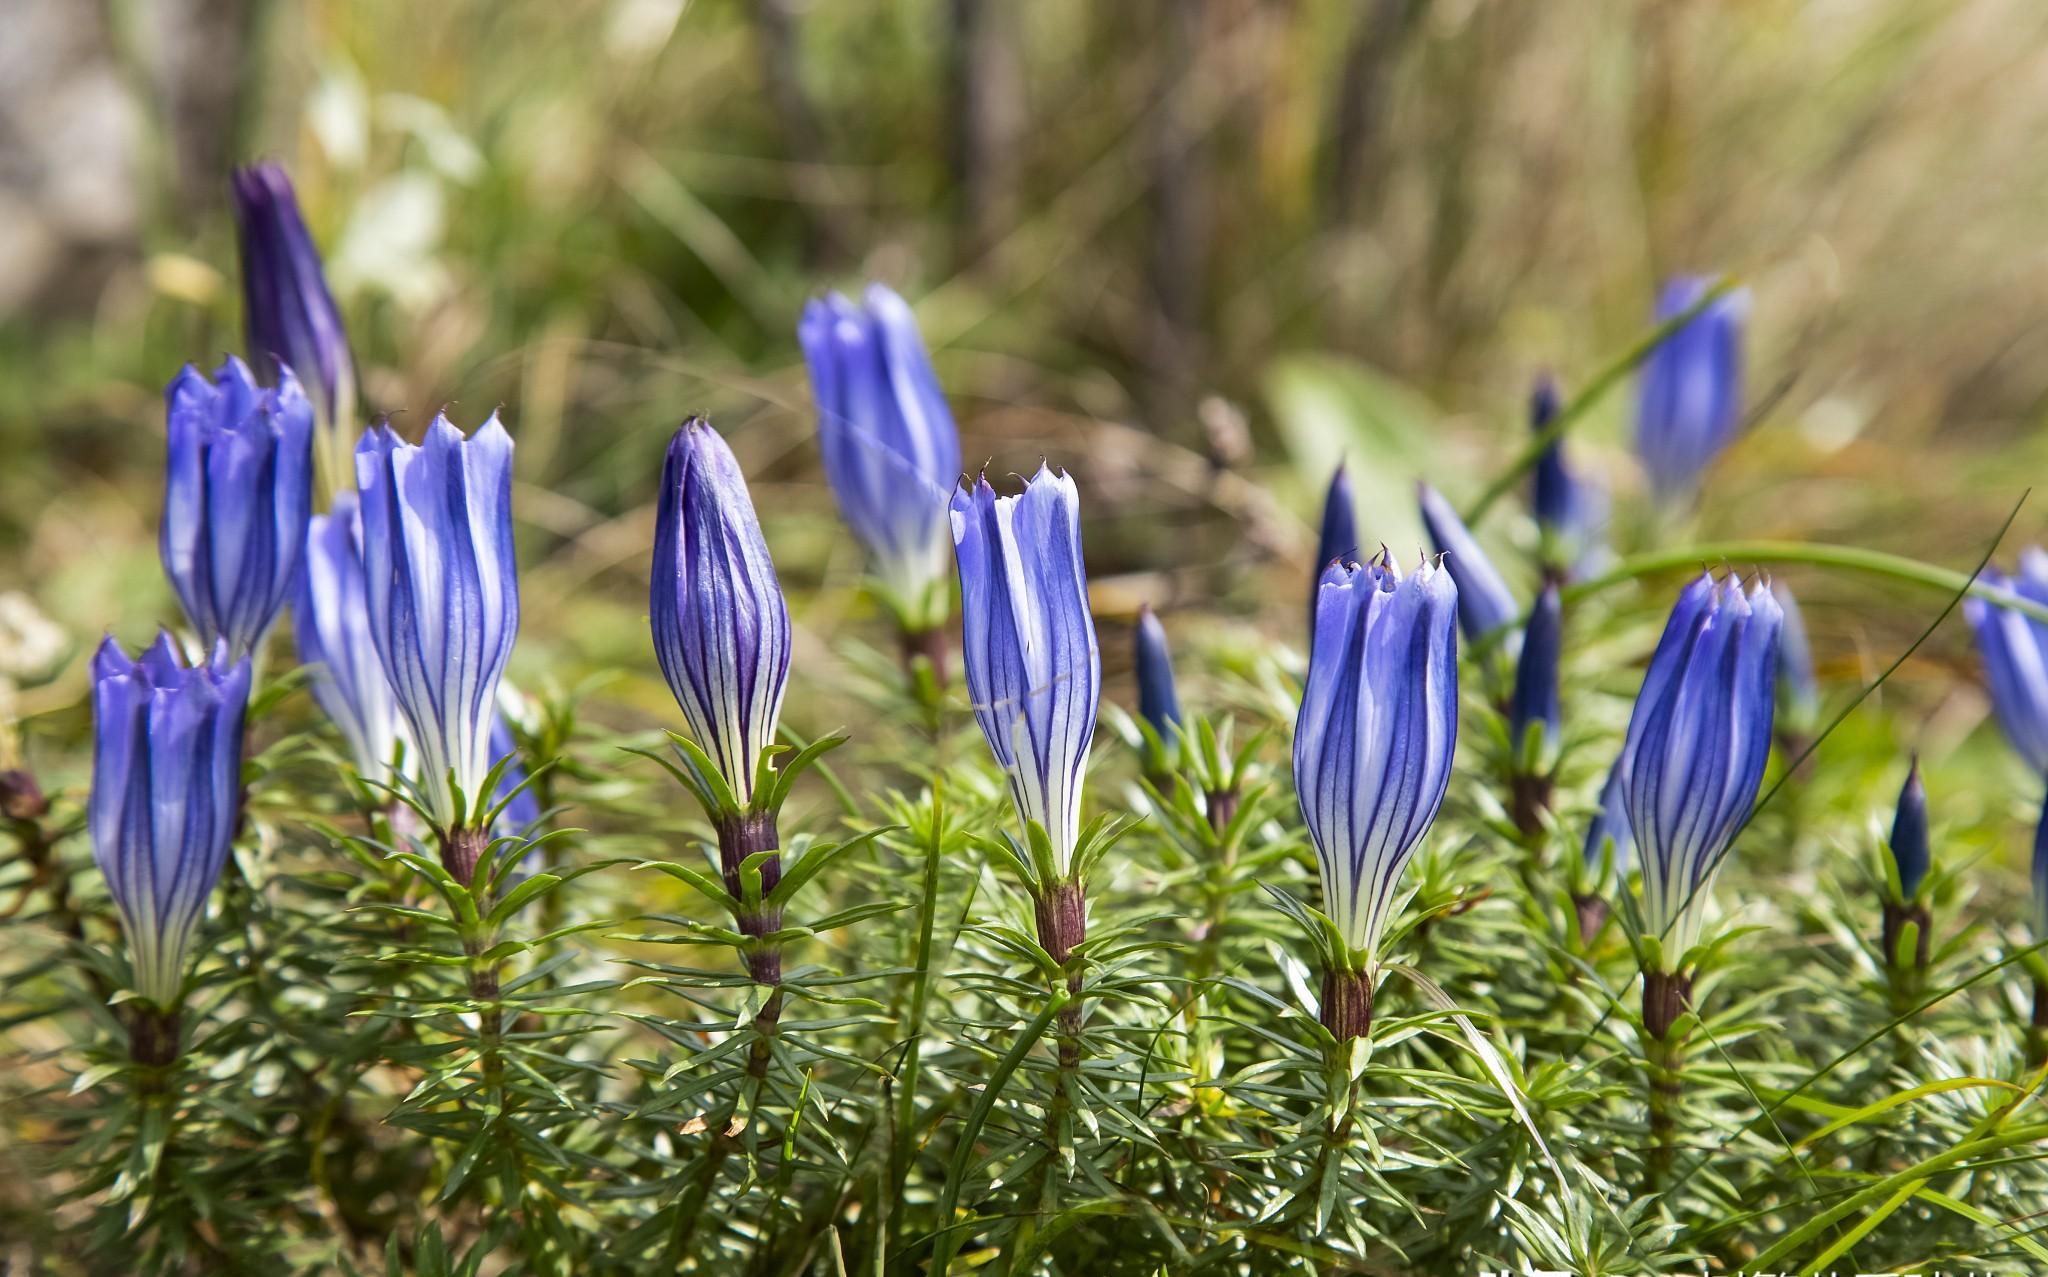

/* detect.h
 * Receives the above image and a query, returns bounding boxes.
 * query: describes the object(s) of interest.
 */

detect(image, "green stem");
[1645,1032,1683,1190]
[1465,277,1738,523]
[1301,1057,1357,1226]
[889,796,947,1253]
[927,992,1068,1277]
[465,935,505,1092]
[1017,884,1086,1271]
[665,989,783,1262]
[1178,851,1233,1024]
[1563,540,2048,627]
[1642,967,1692,1192]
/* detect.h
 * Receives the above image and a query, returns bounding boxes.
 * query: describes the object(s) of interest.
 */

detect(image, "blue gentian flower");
[1635,277,1747,497]
[2035,808,2048,944]
[160,357,314,660]
[1529,374,1570,529]
[650,418,792,805]
[489,712,540,834]
[1134,604,1181,740]
[231,163,357,496]
[1890,761,1929,900]
[1417,481,1518,644]
[1773,581,1820,735]
[1964,549,2048,774]
[296,492,405,780]
[1963,553,2048,944]
[1529,373,1606,578]
[1316,464,1359,570]
[1583,760,1634,873]
[1510,583,1563,751]
[1294,552,1459,959]
[1621,574,1781,960]
[951,465,1101,874]
[356,414,520,828]
[90,634,251,1007]
[798,285,962,630]
[1312,464,1359,631]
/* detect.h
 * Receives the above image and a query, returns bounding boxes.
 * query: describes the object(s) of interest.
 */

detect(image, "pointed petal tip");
[862,280,912,314]
[474,409,514,445]
[270,358,306,396]
[91,634,132,682]
[215,352,259,388]
[355,421,400,456]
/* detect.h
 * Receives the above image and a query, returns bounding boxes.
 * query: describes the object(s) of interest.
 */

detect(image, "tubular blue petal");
[1134,604,1182,738]
[355,414,520,826]
[89,635,250,1007]
[1772,581,1820,732]
[799,284,962,623]
[650,418,793,803]
[489,713,541,835]
[295,492,408,779]
[159,358,315,659]
[1620,575,1781,959]
[1635,277,1748,497]
[1965,551,2048,775]
[1417,481,1518,643]
[1582,760,1633,873]
[1293,553,1460,957]
[951,466,1101,873]
[2035,798,2048,942]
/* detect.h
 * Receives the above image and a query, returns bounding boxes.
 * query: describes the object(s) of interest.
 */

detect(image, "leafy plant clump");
[5,219,2048,1277]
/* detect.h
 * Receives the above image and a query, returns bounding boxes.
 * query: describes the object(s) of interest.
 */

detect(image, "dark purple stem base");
[898,626,949,687]
[1320,967,1374,1042]
[1880,899,1932,971]
[717,810,784,986]
[128,1005,183,1071]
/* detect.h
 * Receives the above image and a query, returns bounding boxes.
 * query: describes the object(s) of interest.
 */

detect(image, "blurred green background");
[3,0,2047,842]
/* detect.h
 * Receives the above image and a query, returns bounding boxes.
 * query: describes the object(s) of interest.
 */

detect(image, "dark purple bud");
[1312,464,1359,632]
[1134,604,1182,739]
[231,163,357,496]
[1889,761,1929,899]
[1529,372,1607,578]
[1417,481,1518,644]
[1509,584,1563,750]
